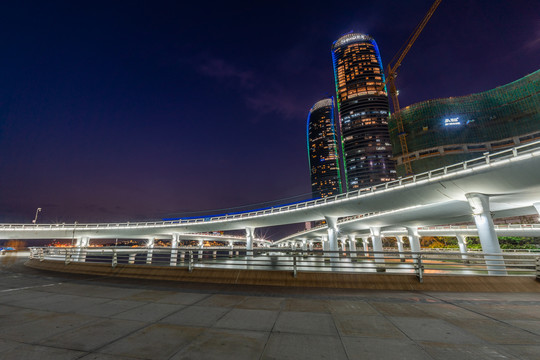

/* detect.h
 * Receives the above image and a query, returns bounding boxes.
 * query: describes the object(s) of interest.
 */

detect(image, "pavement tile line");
[2,257,540,360]
[421,291,540,340]
[164,298,238,359]
[0,282,63,293]
[362,298,437,360]
[329,305,353,360]
[257,296,286,360]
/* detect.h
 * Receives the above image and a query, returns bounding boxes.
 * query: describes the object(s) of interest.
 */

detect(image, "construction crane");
[381,0,442,175]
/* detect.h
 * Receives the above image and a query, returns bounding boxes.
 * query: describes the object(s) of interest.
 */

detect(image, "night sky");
[1,1,539,227]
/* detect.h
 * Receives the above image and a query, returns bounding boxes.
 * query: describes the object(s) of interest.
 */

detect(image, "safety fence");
[28,247,539,282]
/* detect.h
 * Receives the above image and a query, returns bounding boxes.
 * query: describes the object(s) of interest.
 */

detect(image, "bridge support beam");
[198,240,204,260]
[407,227,421,258]
[325,217,339,262]
[362,237,369,255]
[146,238,154,264]
[170,233,179,266]
[348,234,357,258]
[245,227,254,258]
[456,234,469,263]
[321,236,328,257]
[76,236,90,262]
[466,193,506,275]
[370,227,385,270]
[228,241,234,258]
[397,236,405,262]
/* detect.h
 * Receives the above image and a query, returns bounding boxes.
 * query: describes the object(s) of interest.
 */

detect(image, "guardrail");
[28,247,539,281]
[5,139,540,231]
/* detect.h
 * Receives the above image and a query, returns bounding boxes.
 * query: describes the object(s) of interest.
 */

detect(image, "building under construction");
[389,69,540,176]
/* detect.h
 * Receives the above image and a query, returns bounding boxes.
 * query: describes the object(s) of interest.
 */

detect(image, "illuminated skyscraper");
[307,97,343,198]
[332,33,396,190]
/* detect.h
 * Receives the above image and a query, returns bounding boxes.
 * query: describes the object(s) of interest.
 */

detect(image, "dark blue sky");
[1,0,539,224]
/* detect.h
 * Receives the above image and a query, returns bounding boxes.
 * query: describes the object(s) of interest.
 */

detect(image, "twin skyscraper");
[307,33,396,198]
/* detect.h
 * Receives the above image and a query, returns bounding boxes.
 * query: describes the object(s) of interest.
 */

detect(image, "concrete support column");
[370,227,385,268]
[362,237,370,255]
[228,241,234,258]
[348,234,357,258]
[397,236,405,262]
[245,227,254,258]
[301,240,308,252]
[77,236,90,262]
[466,193,506,275]
[341,238,347,256]
[308,241,314,251]
[456,234,469,262]
[198,240,204,260]
[325,216,339,262]
[180,251,185,261]
[146,238,154,264]
[406,227,422,258]
[321,236,328,255]
[170,233,179,266]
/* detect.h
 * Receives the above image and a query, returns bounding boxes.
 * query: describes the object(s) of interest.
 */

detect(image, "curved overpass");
[2,141,540,252]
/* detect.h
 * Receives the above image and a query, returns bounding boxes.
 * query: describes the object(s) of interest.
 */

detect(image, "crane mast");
[383,0,442,175]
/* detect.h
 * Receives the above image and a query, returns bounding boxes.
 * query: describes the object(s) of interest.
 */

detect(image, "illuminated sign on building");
[444,117,461,126]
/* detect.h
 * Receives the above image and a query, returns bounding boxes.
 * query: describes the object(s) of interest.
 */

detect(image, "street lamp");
[32,208,42,224]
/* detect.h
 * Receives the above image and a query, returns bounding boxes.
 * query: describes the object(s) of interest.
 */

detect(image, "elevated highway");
[2,140,540,274]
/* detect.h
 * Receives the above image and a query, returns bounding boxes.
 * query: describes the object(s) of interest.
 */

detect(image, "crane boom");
[383,0,442,175]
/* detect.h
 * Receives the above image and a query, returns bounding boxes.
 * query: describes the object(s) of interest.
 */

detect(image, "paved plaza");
[1,252,540,359]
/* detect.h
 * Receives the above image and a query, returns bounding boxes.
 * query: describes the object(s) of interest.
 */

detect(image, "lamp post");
[32,208,42,224]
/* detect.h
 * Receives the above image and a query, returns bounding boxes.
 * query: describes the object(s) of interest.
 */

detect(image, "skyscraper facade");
[332,33,396,190]
[307,97,343,198]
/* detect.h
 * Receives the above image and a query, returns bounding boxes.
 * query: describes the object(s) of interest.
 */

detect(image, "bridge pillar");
[370,227,385,270]
[170,233,179,266]
[406,227,421,258]
[348,234,357,258]
[146,238,154,264]
[301,240,308,252]
[362,237,370,255]
[198,240,204,260]
[309,241,314,251]
[321,235,328,257]
[245,227,254,258]
[228,241,234,258]
[76,236,90,262]
[456,234,469,263]
[397,236,405,262]
[325,217,339,262]
[466,193,506,275]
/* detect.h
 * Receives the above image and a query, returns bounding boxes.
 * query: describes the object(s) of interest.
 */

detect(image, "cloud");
[195,55,322,121]
[245,85,308,120]
[197,58,254,88]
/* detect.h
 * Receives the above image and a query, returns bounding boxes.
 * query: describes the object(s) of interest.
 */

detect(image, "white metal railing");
[28,247,539,281]
[5,139,540,232]
[278,223,540,244]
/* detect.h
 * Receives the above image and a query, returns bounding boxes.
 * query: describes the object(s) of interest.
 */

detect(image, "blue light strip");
[371,38,388,94]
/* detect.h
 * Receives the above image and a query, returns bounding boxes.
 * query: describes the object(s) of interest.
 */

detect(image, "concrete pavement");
[1,252,540,359]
